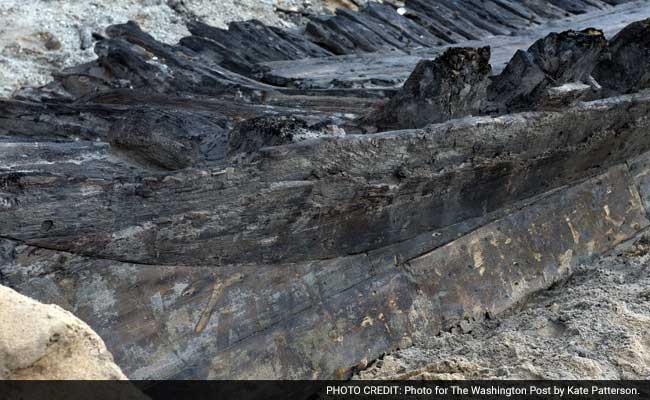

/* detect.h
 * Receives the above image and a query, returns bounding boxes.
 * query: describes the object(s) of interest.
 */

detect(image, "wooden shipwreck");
[2,0,650,379]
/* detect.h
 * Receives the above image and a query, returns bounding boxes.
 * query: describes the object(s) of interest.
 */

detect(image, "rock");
[459,319,473,334]
[38,31,62,51]
[108,108,231,170]
[363,46,491,131]
[573,346,589,358]
[0,284,126,380]
[623,234,650,258]
[639,289,650,301]
[593,18,650,94]
[78,25,95,50]
[398,336,413,349]
[487,28,607,112]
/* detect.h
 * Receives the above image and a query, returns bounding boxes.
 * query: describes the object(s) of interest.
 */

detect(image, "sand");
[357,235,650,380]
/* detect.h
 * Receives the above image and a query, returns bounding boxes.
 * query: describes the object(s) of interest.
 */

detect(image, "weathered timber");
[363,47,491,131]
[0,99,113,140]
[2,160,647,379]
[182,20,333,77]
[261,3,650,90]
[10,0,637,103]
[228,115,345,155]
[593,18,650,94]
[108,108,232,170]
[0,90,368,147]
[487,28,607,112]
[2,92,650,266]
[361,20,647,131]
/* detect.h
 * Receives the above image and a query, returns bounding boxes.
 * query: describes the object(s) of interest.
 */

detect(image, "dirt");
[357,234,650,380]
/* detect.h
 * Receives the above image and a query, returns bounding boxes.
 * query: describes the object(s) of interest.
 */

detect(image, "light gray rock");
[0,284,127,380]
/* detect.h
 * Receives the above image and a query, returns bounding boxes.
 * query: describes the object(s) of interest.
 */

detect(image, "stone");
[0,284,126,380]
[459,319,473,334]
[78,25,95,50]
[39,31,62,51]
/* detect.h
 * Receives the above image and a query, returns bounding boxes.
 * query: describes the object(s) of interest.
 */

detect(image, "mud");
[357,234,650,380]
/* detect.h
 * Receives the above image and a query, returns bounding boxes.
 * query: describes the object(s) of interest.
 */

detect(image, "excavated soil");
[357,235,650,380]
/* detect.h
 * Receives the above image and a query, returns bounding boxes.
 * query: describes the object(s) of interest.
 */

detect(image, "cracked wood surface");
[4,93,650,378]
[2,161,648,379]
[3,93,650,266]
[262,1,650,89]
